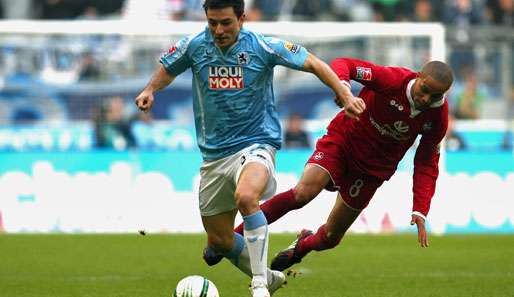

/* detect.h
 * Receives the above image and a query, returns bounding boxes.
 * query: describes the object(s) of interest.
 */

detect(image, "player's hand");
[411,214,429,248]
[135,91,154,113]
[336,95,366,120]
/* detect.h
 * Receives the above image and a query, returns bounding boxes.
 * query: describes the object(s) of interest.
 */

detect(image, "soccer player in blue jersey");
[135,1,365,296]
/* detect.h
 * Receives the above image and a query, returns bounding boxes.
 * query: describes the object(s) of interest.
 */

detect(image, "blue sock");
[222,232,245,266]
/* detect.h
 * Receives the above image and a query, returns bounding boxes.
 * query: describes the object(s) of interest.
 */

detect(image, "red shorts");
[306,135,384,210]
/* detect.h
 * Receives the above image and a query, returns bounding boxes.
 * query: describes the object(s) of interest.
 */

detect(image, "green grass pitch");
[1,233,513,297]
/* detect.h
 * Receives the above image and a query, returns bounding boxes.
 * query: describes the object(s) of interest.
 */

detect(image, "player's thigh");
[236,162,269,199]
[236,162,270,215]
[235,144,277,201]
[295,164,333,199]
[325,193,362,237]
[202,209,238,249]
[326,172,383,236]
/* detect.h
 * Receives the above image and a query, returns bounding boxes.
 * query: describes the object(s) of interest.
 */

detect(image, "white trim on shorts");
[305,163,339,191]
[199,144,277,216]
[235,146,275,185]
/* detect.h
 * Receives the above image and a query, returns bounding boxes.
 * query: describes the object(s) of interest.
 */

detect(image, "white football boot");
[250,279,270,297]
[268,270,286,295]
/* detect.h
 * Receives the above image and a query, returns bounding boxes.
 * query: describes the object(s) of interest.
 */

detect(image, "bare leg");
[234,164,331,234]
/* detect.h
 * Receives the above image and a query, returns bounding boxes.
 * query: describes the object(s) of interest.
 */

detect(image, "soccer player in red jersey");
[208,58,454,271]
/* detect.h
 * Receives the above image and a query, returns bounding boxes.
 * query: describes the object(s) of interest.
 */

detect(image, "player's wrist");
[340,80,351,89]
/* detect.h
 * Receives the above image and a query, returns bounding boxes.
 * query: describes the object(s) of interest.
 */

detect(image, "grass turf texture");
[1,233,513,297]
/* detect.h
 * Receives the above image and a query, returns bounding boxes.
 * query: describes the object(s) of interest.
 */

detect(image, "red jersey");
[329,58,448,217]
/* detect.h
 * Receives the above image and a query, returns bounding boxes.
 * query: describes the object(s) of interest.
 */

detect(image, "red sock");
[234,188,301,235]
[297,224,340,257]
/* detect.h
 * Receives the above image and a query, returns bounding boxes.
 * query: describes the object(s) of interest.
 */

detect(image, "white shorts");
[199,144,277,217]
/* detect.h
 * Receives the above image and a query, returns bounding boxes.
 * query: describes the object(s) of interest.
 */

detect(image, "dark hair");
[422,61,454,89]
[203,0,245,18]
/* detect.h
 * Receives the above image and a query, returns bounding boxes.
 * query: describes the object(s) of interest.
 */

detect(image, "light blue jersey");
[160,27,309,161]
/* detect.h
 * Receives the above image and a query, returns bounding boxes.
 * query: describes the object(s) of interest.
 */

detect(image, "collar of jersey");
[406,78,445,118]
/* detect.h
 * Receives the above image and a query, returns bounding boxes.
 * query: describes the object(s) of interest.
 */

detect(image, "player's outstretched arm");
[135,65,176,113]
[410,214,429,247]
[302,53,365,119]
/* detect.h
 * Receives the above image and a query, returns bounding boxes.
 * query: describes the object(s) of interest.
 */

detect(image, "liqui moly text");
[208,66,244,89]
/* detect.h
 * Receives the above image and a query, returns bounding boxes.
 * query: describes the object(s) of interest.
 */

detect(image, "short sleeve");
[159,35,193,76]
[259,36,308,70]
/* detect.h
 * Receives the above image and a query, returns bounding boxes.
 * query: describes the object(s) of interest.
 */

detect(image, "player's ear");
[239,14,245,27]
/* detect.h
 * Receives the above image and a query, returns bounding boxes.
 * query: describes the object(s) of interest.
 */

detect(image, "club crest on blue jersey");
[237,52,249,65]
[208,66,244,90]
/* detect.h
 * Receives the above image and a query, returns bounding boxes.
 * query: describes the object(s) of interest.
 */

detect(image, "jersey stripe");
[194,72,206,144]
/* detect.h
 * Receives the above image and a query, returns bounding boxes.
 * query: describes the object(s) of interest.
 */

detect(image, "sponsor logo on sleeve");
[356,67,372,81]
[167,46,177,55]
[284,41,300,54]
[161,45,178,59]
[208,66,244,90]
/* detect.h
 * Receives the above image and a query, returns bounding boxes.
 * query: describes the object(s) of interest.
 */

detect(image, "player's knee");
[235,189,260,214]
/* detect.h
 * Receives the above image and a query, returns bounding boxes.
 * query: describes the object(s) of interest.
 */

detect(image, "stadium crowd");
[0,0,512,151]
[0,0,511,26]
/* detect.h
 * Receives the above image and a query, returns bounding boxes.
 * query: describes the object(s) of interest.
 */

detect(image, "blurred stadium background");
[0,1,513,237]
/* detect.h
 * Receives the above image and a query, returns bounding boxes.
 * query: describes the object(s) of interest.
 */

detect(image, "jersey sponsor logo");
[208,66,244,90]
[356,67,372,81]
[237,52,249,65]
[284,41,300,53]
[369,117,410,141]
[313,151,324,161]
[393,121,409,133]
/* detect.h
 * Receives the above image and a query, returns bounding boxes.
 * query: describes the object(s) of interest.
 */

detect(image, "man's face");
[206,7,243,49]
[411,73,449,110]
